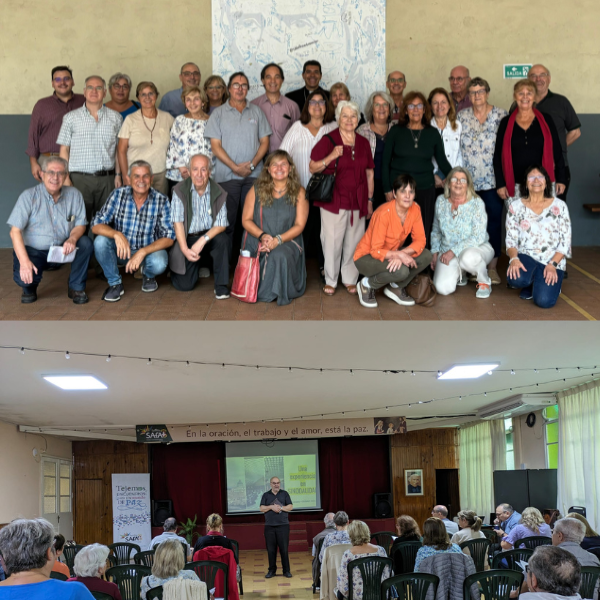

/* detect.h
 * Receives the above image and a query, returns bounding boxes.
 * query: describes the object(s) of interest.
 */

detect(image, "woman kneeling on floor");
[430,167,494,298]
[354,174,431,308]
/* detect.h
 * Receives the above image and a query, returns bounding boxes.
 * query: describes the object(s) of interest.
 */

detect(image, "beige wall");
[1,0,597,115]
[0,419,72,523]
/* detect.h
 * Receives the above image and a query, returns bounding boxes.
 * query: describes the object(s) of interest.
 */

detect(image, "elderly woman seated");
[335,520,391,600]
[320,511,351,562]
[141,539,202,600]
[68,544,122,599]
[430,167,494,298]
[506,164,571,309]
[0,518,91,599]
[354,173,431,308]
[501,507,552,550]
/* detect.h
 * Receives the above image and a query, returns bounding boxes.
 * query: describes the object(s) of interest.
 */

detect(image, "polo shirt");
[536,90,581,165]
[251,93,301,152]
[260,489,292,526]
[204,100,272,182]
[26,92,85,158]
[285,86,330,112]
[159,87,187,118]
[7,183,87,250]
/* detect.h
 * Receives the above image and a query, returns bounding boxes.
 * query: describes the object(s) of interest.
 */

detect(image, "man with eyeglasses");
[448,66,472,112]
[528,64,581,201]
[386,71,407,123]
[494,503,522,538]
[57,75,123,233]
[8,156,93,304]
[285,60,330,112]
[159,62,202,117]
[26,65,85,182]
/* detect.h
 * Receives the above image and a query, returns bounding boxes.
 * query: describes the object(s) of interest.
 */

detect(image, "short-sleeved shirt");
[0,579,94,599]
[204,100,272,183]
[159,87,187,118]
[536,90,581,165]
[26,93,85,158]
[504,523,552,547]
[251,94,301,153]
[118,109,174,174]
[7,183,87,250]
[91,186,175,251]
[171,182,228,233]
[260,489,293,526]
[56,105,123,173]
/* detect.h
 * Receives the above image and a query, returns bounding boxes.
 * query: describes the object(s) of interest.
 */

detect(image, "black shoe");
[68,289,89,304]
[21,287,38,304]
[142,276,158,293]
[265,572,276,579]
[284,572,292,578]
[102,284,124,302]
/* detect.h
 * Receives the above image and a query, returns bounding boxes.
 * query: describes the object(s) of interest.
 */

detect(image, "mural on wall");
[212,0,386,110]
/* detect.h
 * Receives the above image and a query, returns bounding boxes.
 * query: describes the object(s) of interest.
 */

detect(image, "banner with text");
[112,473,152,548]
[136,417,406,443]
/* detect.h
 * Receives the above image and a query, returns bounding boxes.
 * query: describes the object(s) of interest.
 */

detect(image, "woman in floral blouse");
[166,86,213,185]
[431,167,494,299]
[336,520,391,600]
[459,77,507,285]
[506,164,571,309]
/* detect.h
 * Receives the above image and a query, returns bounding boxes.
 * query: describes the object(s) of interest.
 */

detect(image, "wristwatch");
[204,234,210,242]
[549,260,559,268]
[249,162,255,172]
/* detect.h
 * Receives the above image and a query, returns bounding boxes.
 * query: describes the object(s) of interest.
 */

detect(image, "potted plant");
[178,515,201,545]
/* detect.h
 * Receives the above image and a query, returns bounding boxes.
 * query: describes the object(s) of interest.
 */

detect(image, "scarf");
[501,107,555,197]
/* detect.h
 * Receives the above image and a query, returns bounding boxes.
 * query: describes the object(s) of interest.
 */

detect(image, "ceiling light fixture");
[43,375,107,390]
[438,363,500,380]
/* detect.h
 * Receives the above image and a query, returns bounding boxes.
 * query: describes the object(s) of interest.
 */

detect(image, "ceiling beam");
[19,425,136,442]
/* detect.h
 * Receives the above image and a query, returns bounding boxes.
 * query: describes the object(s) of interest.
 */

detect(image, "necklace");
[273,184,288,196]
[141,110,157,144]
[409,128,422,148]
[340,133,356,160]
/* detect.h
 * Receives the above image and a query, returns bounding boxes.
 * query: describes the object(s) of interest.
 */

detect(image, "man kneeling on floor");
[92,160,175,301]
[169,153,230,298]
[8,156,93,304]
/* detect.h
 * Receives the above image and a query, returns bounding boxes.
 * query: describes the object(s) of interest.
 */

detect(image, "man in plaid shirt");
[92,160,175,301]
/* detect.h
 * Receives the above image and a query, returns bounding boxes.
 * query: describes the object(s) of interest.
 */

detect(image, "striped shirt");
[26,93,85,158]
[171,182,228,234]
[56,105,123,173]
[91,187,175,251]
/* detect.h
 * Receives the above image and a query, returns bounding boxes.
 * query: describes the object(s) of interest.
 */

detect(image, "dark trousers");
[507,253,564,309]
[70,172,115,227]
[478,188,504,258]
[415,187,437,249]
[13,237,93,293]
[558,166,571,201]
[305,203,325,270]
[371,179,387,212]
[219,177,256,262]
[170,232,230,294]
[265,524,290,574]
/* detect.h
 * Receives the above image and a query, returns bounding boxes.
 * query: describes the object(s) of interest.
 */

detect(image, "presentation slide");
[225,440,321,514]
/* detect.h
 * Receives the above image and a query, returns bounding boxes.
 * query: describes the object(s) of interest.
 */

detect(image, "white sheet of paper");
[47,245,78,263]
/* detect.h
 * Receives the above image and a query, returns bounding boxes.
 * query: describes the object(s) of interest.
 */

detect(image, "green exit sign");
[504,64,532,79]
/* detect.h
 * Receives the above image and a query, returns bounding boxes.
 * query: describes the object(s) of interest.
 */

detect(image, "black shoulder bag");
[306,134,339,204]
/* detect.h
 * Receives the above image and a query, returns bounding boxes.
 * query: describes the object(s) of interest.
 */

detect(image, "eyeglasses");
[231,83,249,90]
[85,86,104,92]
[309,100,326,106]
[450,177,468,184]
[388,77,405,84]
[374,102,389,109]
[139,92,156,98]
[529,73,549,80]
[527,175,545,182]
[112,84,130,91]
[469,89,487,96]
[53,77,72,84]
[182,71,201,77]
[207,85,224,91]
[449,76,467,82]
[407,103,424,110]
[43,170,67,178]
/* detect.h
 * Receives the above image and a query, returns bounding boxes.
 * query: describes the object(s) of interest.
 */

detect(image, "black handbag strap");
[325,134,340,174]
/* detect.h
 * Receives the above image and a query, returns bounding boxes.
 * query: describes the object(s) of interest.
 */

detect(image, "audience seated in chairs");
[520,546,582,600]
[415,517,465,572]
[432,506,459,536]
[141,539,200,600]
[51,534,72,578]
[566,514,600,551]
[68,543,122,599]
[313,513,336,586]
[149,518,190,560]
[451,509,490,569]
[193,513,237,562]
[552,518,600,569]
[502,507,552,550]
[0,518,92,599]
[320,512,352,563]
[335,519,391,600]
[393,515,422,545]
[320,539,352,600]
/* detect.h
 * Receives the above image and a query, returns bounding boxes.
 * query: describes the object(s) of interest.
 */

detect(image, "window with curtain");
[460,419,506,521]
[557,380,600,530]
[505,418,515,470]
[544,404,559,469]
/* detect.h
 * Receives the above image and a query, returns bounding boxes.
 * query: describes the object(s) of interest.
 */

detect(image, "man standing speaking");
[260,476,293,578]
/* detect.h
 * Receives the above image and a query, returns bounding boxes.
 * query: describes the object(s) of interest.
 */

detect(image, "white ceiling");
[0,322,598,440]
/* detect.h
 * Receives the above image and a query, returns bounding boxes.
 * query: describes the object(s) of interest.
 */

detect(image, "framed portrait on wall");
[405,469,424,496]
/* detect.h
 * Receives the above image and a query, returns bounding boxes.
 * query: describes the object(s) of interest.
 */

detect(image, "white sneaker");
[476,283,492,298]
[198,267,210,278]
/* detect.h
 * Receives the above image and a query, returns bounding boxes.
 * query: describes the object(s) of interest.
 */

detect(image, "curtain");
[459,419,506,520]
[557,380,600,529]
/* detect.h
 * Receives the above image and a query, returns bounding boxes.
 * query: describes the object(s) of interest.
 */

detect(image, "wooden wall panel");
[391,428,459,529]
[72,441,149,545]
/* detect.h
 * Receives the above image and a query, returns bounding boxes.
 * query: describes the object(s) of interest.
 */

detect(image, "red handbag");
[231,207,262,303]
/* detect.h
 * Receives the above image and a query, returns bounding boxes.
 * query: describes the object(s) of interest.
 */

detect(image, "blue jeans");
[507,253,564,309]
[93,235,168,286]
[478,188,504,258]
[13,237,93,293]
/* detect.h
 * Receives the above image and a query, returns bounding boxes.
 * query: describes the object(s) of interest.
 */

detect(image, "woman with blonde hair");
[204,75,229,114]
[193,513,237,561]
[566,513,600,549]
[141,538,201,599]
[501,507,552,550]
[241,150,308,305]
[451,510,489,569]
[414,518,463,572]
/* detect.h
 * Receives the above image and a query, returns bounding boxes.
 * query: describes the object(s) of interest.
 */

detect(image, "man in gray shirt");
[8,156,93,304]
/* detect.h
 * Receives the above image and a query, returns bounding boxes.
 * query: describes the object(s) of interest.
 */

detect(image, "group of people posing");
[12,60,579,308]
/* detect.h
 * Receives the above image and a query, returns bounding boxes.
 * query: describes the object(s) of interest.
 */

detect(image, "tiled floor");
[239,549,315,600]
[1,247,599,321]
